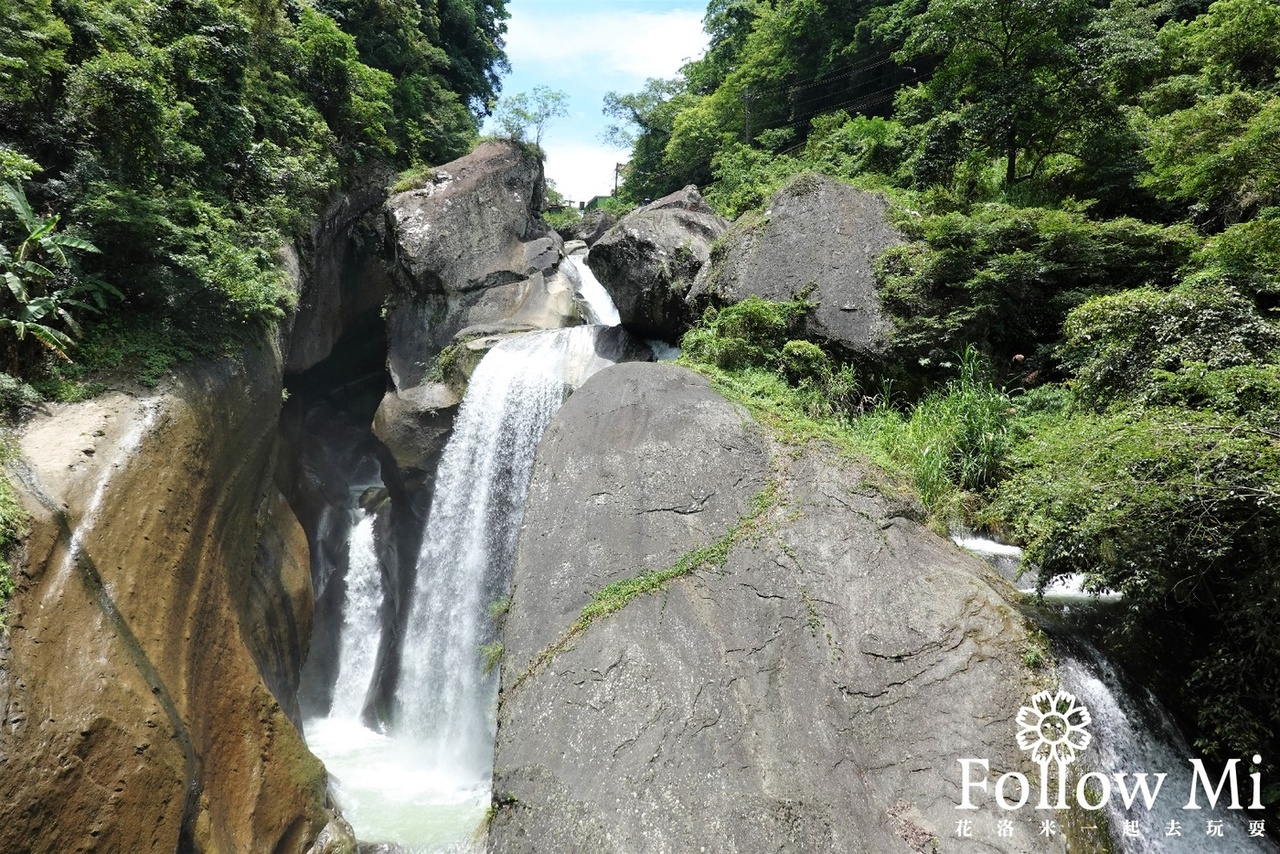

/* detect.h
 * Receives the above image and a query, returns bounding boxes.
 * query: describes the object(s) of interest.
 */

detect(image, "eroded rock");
[490,362,1056,854]
[3,346,343,852]
[586,186,728,342]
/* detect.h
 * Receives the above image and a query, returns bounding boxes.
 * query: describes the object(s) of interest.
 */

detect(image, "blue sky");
[484,0,709,203]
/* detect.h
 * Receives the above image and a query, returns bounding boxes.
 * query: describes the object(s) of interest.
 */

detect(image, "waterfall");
[957,534,1276,853]
[329,512,382,719]
[567,256,620,326]
[1062,645,1278,853]
[395,326,614,777]
[306,325,617,851]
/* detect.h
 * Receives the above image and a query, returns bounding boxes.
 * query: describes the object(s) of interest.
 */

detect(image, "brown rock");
[1,345,336,852]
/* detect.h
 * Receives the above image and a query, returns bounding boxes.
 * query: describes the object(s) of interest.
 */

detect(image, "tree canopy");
[0,0,509,376]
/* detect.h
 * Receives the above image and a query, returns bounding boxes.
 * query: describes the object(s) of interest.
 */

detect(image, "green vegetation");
[1,0,510,387]
[479,641,503,675]
[604,0,1280,791]
[491,86,568,148]
[0,434,30,630]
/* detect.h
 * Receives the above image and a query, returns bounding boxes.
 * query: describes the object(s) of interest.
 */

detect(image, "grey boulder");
[690,173,901,357]
[489,362,1057,854]
[586,186,728,342]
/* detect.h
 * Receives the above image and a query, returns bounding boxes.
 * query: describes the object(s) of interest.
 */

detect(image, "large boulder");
[690,173,901,358]
[377,141,580,477]
[586,186,729,342]
[383,140,571,379]
[570,208,615,247]
[490,362,1058,854]
[2,345,349,852]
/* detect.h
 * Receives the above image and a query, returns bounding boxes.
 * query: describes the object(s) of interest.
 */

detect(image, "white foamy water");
[307,326,619,851]
[304,718,485,854]
[953,533,1119,601]
[1061,646,1278,854]
[957,533,1274,852]
[567,255,620,326]
[329,513,382,719]
[396,327,614,777]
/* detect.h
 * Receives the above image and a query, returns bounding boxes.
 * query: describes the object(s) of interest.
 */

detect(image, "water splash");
[958,534,1276,852]
[1061,645,1278,853]
[953,533,1119,602]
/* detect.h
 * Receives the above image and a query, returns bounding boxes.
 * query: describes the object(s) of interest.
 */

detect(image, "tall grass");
[850,346,1012,518]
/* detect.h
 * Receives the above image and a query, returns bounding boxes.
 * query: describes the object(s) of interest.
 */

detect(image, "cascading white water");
[329,512,382,719]
[307,325,618,852]
[567,255,621,326]
[1062,646,1278,854]
[958,534,1276,853]
[954,534,1120,602]
[395,326,614,776]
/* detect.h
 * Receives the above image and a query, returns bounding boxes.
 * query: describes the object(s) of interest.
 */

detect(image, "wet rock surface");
[2,346,342,853]
[490,362,1057,854]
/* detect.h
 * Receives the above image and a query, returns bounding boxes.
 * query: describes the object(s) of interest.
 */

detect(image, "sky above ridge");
[484,0,710,203]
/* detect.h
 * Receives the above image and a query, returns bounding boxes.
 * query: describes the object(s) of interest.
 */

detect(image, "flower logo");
[1016,690,1092,766]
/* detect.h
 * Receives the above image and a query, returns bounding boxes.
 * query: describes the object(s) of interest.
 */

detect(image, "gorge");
[1,141,1274,854]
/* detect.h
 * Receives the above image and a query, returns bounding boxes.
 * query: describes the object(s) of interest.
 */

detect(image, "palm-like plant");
[0,183,120,363]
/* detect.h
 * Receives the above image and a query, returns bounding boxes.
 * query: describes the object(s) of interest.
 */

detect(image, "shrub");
[0,373,40,420]
[778,340,829,383]
[876,204,1199,381]
[680,296,810,371]
[985,406,1280,767]
[1060,282,1280,408]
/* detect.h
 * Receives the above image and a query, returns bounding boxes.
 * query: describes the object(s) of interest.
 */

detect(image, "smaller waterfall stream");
[567,256,620,326]
[957,534,1277,853]
[329,512,382,719]
[1061,646,1279,853]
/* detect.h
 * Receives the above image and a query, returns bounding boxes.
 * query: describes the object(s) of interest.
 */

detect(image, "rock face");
[282,164,395,375]
[383,140,572,390]
[377,141,579,480]
[586,186,729,342]
[570,208,615,247]
[490,362,1059,854]
[1,345,345,853]
[690,173,900,357]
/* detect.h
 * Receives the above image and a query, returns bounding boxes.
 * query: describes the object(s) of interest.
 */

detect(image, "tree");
[493,86,567,147]
[0,184,119,366]
[900,0,1104,186]
[603,78,705,200]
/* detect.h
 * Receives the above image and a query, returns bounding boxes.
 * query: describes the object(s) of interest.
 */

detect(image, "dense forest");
[604,0,1280,807]
[0,0,507,388]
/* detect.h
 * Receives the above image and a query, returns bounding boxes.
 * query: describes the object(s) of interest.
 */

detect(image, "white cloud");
[493,4,708,202]
[543,140,628,204]
[506,9,706,82]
